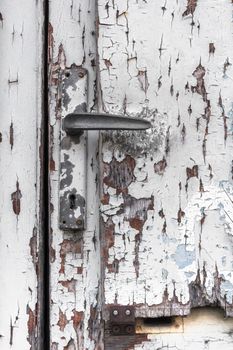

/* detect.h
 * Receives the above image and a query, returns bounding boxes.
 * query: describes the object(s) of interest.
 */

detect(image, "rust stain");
[182,0,198,17]
[208,164,213,180]
[223,57,231,75]
[49,125,56,171]
[181,123,186,142]
[64,339,76,350]
[10,318,13,346]
[27,306,37,348]
[129,217,145,231]
[103,219,115,264]
[209,43,215,55]
[101,193,110,205]
[88,305,99,340]
[51,343,59,350]
[105,334,149,350]
[72,310,84,329]
[162,219,167,233]
[199,178,204,193]
[104,59,112,69]
[192,63,211,161]
[57,309,68,331]
[192,64,207,101]
[59,239,82,274]
[154,157,167,175]
[218,93,228,141]
[29,226,37,268]
[103,155,136,194]
[50,245,56,263]
[186,165,198,180]
[122,195,154,277]
[107,258,121,273]
[48,39,66,122]
[48,22,54,64]
[10,122,14,150]
[188,104,192,115]
[177,208,185,224]
[158,209,165,218]
[11,180,22,216]
[59,279,76,293]
[77,266,83,274]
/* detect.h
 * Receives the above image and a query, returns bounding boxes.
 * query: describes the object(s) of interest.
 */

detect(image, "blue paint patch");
[185,272,195,279]
[171,244,196,269]
[227,102,233,132]
[221,280,233,302]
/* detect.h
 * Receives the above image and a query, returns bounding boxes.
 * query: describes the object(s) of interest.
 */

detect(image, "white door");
[2,0,230,349]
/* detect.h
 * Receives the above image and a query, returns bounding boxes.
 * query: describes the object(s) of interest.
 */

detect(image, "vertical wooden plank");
[48,1,103,349]
[0,1,44,349]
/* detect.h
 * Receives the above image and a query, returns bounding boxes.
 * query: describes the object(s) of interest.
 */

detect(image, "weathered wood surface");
[48,0,102,349]
[0,1,44,349]
[99,0,233,318]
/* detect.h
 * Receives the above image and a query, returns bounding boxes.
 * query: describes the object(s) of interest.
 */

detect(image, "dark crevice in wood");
[40,0,50,349]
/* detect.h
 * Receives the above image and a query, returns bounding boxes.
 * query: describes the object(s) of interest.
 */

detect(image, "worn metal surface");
[49,0,102,348]
[0,0,44,349]
[64,113,151,134]
[59,66,87,231]
[98,0,233,345]
[109,305,135,335]
[105,308,233,349]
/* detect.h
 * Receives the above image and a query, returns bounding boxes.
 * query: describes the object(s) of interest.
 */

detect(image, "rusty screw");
[112,325,120,335]
[112,309,119,316]
[125,309,131,316]
[125,325,134,335]
[76,219,83,226]
[78,71,85,78]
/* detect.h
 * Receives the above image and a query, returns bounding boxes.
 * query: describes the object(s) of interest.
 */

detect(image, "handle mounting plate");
[59,66,87,231]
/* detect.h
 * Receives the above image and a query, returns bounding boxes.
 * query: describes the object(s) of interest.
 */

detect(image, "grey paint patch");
[62,65,87,111]
[60,154,74,190]
[73,102,87,114]
[172,244,196,269]
[60,188,86,231]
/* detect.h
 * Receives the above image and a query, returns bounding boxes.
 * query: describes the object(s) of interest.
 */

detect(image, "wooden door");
[48,0,233,349]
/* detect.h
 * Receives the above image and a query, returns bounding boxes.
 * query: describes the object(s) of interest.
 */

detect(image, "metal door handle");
[63,113,151,136]
[60,65,152,232]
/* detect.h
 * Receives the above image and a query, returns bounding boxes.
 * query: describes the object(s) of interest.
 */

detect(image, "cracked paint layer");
[0,0,43,349]
[98,0,233,329]
[49,0,102,349]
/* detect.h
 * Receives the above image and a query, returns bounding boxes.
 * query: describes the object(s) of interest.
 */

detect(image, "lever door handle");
[60,65,152,231]
[63,113,151,136]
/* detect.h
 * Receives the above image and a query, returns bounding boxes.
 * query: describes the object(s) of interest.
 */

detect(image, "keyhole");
[69,193,76,209]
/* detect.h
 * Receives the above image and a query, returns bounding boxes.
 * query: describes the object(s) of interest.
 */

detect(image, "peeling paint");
[11,180,22,216]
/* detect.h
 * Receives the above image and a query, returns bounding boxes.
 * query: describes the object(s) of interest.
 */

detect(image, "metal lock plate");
[59,67,151,231]
[59,66,87,231]
[110,306,135,336]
